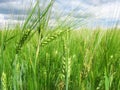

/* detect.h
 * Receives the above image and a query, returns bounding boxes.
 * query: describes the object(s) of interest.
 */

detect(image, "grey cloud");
[81,0,120,6]
[0,0,17,3]
[0,8,28,15]
[4,14,27,20]
[0,0,31,15]
[0,0,33,28]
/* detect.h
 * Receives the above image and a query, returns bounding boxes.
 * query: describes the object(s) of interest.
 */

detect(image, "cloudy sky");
[0,0,120,28]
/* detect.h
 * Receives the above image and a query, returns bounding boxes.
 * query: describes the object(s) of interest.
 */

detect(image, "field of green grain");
[0,28,120,90]
[0,0,120,90]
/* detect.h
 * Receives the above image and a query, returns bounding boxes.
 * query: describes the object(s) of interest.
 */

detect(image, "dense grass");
[0,29,120,90]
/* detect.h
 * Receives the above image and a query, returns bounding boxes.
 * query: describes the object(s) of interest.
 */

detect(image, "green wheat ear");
[16,29,31,54]
[41,30,69,47]
[15,0,54,54]
[15,2,38,54]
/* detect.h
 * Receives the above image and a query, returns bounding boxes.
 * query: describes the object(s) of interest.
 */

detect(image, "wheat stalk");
[58,29,71,90]
[1,71,7,90]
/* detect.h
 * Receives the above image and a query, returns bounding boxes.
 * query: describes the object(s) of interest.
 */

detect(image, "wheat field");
[0,0,120,90]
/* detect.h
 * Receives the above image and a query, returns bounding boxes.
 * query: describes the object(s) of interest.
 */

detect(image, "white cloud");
[0,14,5,28]
[84,1,120,28]
[90,2,120,20]
[0,14,4,19]
[0,0,32,28]
[0,0,120,29]
[0,14,24,28]
[64,0,120,28]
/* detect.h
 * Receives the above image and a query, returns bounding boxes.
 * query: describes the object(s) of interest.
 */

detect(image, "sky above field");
[0,0,120,28]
